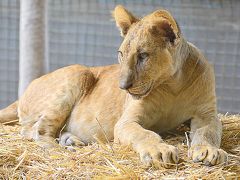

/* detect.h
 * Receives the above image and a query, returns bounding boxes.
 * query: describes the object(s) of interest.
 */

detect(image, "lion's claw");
[139,143,179,168]
[189,145,228,166]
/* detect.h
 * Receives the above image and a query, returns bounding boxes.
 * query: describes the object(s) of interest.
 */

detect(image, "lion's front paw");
[189,145,228,166]
[138,143,178,168]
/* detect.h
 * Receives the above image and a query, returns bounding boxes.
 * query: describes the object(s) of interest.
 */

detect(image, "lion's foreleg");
[189,116,228,165]
[114,109,178,168]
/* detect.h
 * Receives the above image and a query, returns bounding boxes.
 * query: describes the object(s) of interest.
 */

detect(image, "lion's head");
[113,5,182,99]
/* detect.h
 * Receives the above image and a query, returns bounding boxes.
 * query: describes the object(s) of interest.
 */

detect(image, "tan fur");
[0,101,18,124]
[0,5,227,167]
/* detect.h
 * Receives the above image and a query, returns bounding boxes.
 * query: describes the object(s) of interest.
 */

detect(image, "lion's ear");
[150,10,180,46]
[149,20,177,45]
[113,5,138,37]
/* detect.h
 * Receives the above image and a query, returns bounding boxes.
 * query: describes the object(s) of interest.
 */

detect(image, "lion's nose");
[119,80,133,90]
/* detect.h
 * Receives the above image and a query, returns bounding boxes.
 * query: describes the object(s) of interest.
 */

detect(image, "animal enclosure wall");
[0,0,240,114]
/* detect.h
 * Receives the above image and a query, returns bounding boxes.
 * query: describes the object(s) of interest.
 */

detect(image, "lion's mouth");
[127,82,153,99]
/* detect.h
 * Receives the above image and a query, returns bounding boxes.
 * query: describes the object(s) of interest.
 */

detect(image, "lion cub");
[0,5,227,167]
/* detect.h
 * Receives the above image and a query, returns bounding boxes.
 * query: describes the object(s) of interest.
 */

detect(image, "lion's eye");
[138,52,149,63]
[118,51,123,63]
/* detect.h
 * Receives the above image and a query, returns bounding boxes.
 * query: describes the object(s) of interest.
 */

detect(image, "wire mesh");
[0,0,239,114]
[0,0,19,109]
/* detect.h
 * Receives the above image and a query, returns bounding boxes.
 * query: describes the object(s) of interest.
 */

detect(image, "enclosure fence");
[0,0,240,114]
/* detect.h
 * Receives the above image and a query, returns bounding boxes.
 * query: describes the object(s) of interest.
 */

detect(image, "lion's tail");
[0,101,18,125]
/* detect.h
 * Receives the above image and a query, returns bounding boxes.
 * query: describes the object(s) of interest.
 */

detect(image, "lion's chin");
[128,83,153,99]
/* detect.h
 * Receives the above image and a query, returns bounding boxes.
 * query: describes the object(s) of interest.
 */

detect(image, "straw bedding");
[0,114,239,179]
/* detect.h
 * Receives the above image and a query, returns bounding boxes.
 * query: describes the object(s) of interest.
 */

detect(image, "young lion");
[0,5,227,167]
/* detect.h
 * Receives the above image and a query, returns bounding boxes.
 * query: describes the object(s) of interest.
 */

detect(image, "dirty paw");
[189,145,228,166]
[59,132,85,147]
[138,143,179,168]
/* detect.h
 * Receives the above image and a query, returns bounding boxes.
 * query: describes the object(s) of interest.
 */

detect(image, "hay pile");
[0,115,239,179]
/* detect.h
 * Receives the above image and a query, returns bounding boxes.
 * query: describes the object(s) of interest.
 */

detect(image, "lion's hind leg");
[59,132,86,151]
[20,112,71,148]
[59,132,85,147]
[19,67,96,148]
[19,86,78,148]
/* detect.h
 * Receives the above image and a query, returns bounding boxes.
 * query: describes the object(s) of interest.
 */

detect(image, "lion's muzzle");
[119,68,134,90]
